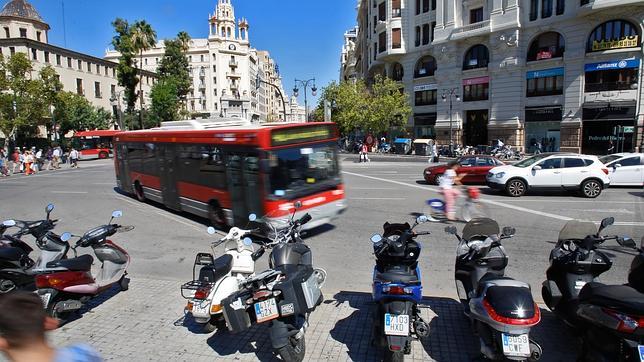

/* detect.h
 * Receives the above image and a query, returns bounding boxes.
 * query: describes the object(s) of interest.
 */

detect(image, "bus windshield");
[268,143,339,198]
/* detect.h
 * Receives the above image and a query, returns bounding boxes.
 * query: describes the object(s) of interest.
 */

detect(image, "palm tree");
[131,20,157,128]
[177,31,191,53]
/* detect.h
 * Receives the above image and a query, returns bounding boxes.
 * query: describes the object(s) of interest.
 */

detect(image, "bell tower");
[216,0,236,39]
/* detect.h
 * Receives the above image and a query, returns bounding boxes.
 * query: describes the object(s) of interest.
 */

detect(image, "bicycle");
[426,186,489,222]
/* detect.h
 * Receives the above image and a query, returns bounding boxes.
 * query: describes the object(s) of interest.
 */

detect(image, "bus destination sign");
[271,125,333,146]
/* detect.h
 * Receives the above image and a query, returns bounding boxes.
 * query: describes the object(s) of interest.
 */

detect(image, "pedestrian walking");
[23,151,34,176]
[0,292,103,362]
[70,148,80,168]
[535,141,542,155]
[44,148,53,171]
[52,146,61,169]
[359,142,370,163]
[607,140,615,155]
[10,149,19,174]
[440,162,464,221]
[0,149,8,177]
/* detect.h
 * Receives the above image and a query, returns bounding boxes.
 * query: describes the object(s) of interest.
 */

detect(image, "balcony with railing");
[229,59,238,67]
[451,20,490,40]
[226,71,241,78]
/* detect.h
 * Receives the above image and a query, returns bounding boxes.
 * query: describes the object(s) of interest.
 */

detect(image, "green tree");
[157,37,191,101]
[177,31,191,52]
[149,78,180,125]
[111,18,139,114]
[366,75,411,134]
[53,92,112,136]
[131,20,157,114]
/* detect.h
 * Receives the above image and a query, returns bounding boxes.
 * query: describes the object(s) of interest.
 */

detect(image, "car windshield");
[513,154,550,168]
[599,155,621,165]
[268,143,340,199]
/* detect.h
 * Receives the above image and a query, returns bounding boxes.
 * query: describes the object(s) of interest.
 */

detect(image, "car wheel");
[434,174,444,186]
[581,180,602,198]
[506,179,526,197]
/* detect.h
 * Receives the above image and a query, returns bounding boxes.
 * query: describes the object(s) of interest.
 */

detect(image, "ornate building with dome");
[105,0,297,122]
[0,0,157,133]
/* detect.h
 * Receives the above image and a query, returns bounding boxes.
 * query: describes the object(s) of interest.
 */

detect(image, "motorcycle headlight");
[495,172,505,179]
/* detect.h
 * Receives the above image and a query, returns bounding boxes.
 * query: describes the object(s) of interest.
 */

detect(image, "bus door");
[116,143,131,192]
[226,153,262,225]
[158,144,181,211]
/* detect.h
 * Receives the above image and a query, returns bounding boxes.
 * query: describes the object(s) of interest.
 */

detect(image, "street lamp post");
[256,76,287,122]
[110,90,125,130]
[293,78,317,122]
[442,88,460,157]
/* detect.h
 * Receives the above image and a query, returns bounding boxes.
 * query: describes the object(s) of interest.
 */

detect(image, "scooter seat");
[376,267,419,284]
[198,254,233,283]
[579,282,644,316]
[46,254,94,271]
[0,246,25,262]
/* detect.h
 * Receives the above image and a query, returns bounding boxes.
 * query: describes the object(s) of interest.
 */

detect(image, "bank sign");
[585,59,640,72]
[526,67,564,79]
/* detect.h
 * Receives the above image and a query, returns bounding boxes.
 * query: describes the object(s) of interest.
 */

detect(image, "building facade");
[341,26,359,81]
[0,0,156,135]
[105,0,293,123]
[353,0,644,154]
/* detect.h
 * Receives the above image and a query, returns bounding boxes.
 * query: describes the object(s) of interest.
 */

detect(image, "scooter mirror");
[416,215,429,224]
[207,227,217,235]
[46,204,54,213]
[248,214,257,222]
[112,210,123,219]
[243,237,253,246]
[294,201,302,209]
[619,237,637,249]
[60,232,72,242]
[600,217,615,229]
[371,234,383,244]
[2,220,16,227]
[444,226,457,235]
[502,227,516,237]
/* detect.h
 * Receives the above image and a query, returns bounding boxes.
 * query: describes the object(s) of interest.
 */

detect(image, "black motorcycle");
[221,203,326,362]
[542,217,643,361]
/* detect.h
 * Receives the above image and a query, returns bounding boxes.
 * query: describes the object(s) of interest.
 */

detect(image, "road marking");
[349,197,406,200]
[601,221,644,227]
[93,182,116,186]
[495,199,641,204]
[351,187,396,190]
[50,191,88,194]
[343,171,574,222]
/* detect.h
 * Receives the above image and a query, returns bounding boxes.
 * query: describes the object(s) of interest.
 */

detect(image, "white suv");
[486,153,611,198]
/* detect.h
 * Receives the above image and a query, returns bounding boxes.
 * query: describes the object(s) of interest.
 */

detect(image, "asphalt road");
[1,159,642,302]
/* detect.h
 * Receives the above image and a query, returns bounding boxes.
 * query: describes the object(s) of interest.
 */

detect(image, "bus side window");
[127,143,144,173]
[143,143,158,176]
[199,146,226,189]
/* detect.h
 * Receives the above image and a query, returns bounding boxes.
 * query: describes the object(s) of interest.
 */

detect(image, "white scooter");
[182,214,260,332]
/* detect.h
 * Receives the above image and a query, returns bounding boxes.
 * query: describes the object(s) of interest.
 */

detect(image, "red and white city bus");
[72,130,122,160]
[113,120,346,229]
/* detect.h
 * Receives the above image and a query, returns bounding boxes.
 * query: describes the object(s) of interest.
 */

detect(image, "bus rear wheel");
[98,151,108,159]
[208,203,227,230]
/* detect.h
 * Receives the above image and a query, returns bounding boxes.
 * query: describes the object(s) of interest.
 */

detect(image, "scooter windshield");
[558,220,597,241]
[462,218,499,242]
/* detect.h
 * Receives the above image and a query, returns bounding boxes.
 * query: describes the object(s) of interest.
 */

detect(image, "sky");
[26,0,358,108]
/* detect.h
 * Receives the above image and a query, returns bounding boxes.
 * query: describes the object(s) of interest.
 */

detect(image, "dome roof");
[0,0,46,24]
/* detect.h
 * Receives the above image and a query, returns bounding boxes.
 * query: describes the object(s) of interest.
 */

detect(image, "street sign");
[623,126,634,134]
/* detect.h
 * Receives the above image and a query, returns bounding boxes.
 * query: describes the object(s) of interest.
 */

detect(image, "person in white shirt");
[440,162,464,221]
[69,148,79,168]
[52,147,61,169]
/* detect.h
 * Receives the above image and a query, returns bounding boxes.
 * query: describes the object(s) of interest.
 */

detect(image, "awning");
[582,101,636,121]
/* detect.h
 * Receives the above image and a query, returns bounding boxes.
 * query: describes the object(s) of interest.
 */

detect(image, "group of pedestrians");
[0,146,80,177]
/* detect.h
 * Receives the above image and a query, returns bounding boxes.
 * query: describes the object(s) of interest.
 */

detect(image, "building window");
[373,15,377,33]
[415,0,420,15]
[9,47,15,55]
[78,59,82,70]
[19,28,26,38]
[470,7,484,24]
[422,0,429,12]
[585,68,638,92]
[87,62,92,72]
[415,26,421,46]
[36,31,41,42]
[463,45,489,70]
[556,0,564,15]
[391,63,404,81]
[541,0,552,18]
[378,2,386,21]
[105,66,108,76]
[415,89,437,106]
[392,28,401,49]
[529,0,538,21]
[431,0,436,10]
[587,20,640,52]
[422,24,430,45]
[67,57,72,68]
[111,84,116,98]
[580,0,589,5]
[56,54,61,66]
[527,32,565,61]
[527,75,564,97]
[112,68,116,77]
[414,55,437,78]
[96,64,100,73]
[44,51,49,63]
[373,44,377,60]
[76,79,84,95]
[94,82,101,98]
[463,83,489,101]
[379,32,386,53]
[392,0,401,17]
[31,48,37,61]
[431,22,436,42]
[3,27,9,38]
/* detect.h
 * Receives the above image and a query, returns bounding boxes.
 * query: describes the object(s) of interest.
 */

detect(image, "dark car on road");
[423,155,505,185]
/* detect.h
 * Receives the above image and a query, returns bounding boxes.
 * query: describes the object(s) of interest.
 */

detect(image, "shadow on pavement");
[61,283,123,326]
[206,323,277,362]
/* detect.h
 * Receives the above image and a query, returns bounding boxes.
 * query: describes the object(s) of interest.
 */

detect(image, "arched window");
[391,63,404,81]
[414,55,436,78]
[527,32,565,61]
[587,19,640,52]
[463,44,489,70]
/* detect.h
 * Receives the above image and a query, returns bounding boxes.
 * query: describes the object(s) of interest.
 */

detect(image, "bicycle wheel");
[461,201,489,222]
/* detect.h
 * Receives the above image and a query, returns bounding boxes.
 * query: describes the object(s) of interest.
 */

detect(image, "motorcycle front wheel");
[276,335,306,362]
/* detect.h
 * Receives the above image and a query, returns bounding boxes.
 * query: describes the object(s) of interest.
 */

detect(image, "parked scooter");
[181,215,259,332]
[446,218,542,361]
[35,210,132,320]
[370,215,432,362]
[221,202,326,362]
[0,204,68,293]
[542,217,643,361]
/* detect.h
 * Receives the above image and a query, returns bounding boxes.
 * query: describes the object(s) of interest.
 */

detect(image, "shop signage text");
[526,67,564,79]
[584,59,640,72]
[525,107,563,122]
[413,84,437,92]
[462,76,489,86]
[591,35,639,52]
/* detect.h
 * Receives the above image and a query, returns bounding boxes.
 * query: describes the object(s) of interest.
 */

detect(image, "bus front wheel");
[208,202,227,230]
[134,183,145,202]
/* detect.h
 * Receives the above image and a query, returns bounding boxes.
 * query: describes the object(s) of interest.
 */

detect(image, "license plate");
[39,293,51,308]
[254,298,279,323]
[191,300,209,316]
[502,333,530,357]
[638,345,644,362]
[384,313,409,336]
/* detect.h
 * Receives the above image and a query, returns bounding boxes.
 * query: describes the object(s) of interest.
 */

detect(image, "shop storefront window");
[527,75,564,97]
[415,89,437,106]
[585,68,638,92]
[463,83,489,101]
[527,32,565,61]
[524,107,562,153]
